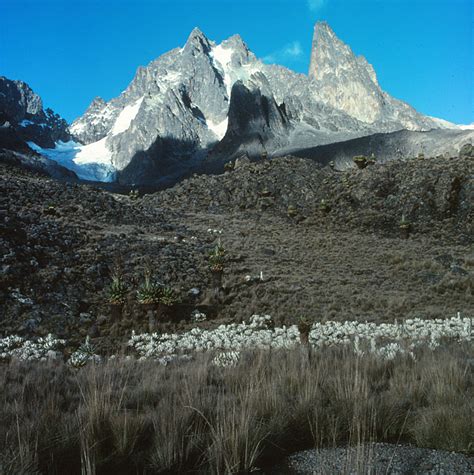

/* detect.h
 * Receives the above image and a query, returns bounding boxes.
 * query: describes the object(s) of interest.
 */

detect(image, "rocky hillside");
[285,128,474,168]
[1,152,472,349]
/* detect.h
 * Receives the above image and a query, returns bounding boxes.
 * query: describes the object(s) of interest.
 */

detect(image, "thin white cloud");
[307,0,326,12]
[263,41,303,64]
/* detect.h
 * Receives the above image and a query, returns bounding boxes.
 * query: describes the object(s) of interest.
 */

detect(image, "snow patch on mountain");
[207,117,228,140]
[27,140,116,182]
[111,97,144,135]
[210,42,261,99]
[210,44,234,97]
[428,116,458,129]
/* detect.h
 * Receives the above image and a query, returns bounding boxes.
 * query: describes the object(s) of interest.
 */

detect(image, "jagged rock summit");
[0,76,70,148]
[308,22,436,128]
[0,76,78,179]
[2,22,469,185]
[309,21,385,123]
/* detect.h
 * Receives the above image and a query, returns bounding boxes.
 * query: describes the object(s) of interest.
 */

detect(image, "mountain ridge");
[65,22,457,183]
[1,22,471,185]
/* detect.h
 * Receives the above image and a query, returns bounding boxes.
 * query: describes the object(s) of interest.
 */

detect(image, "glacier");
[27,140,116,182]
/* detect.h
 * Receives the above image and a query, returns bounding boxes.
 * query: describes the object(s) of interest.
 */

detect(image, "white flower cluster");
[244,271,264,283]
[127,315,299,360]
[10,289,33,305]
[212,351,240,368]
[0,315,470,366]
[191,310,207,323]
[309,314,472,349]
[207,228,223,234]
[68,337,102,368]
[128,314,473,362]
[0,334,65,361]
[371,342,410,360]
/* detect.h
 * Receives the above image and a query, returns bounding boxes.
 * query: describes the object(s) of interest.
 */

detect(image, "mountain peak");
[188,27,207,40]
[61,24,447,184]
[308,21,387,123]
[184,27,212,53]
[314,20,331,34]
[309,21,378,86]
[90,96,106,108]
[223,34,248,50]
[309,21,353,79]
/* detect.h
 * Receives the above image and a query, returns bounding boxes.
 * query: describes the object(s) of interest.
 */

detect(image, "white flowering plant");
[0,334,65,362]
[0,314,471,366]
[68,336,102,368]
[127,313,472,363]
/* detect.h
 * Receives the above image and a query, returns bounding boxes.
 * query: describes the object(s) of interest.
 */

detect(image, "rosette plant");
[137,263,162,304]
[108,261,128,319]
[160,287,180,306]
[319,199,330,214]
[353,155,368,169]
[108,271,128,305]
[208,242,226,274]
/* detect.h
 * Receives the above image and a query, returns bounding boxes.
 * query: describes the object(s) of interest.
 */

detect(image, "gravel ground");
[271,443,474,474]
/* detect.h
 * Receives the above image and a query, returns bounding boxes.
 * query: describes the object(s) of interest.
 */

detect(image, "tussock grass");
[0,344,472,474]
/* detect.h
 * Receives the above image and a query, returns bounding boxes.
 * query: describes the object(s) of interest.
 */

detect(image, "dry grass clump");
[0,344,472,474]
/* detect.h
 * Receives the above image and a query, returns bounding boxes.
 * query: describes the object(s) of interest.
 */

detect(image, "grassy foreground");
[0,344,472,474]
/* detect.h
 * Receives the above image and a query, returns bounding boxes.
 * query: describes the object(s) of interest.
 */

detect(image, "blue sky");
[1,0,472,124]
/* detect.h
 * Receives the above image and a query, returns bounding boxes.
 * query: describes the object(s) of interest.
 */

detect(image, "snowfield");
[207,117,228,140]
[111,97,144,135]
[27,139,116,182]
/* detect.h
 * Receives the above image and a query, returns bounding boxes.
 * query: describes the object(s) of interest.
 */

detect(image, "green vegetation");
[287,204,298,218]
[224,161,234,172]
[259,188,272,197]
[319,198,330,213]
[160,286,180,306]
[136,264,162,304]
[297,316,312,344]
[399,214,412,239]
[399,214,411,231]
[399,214,411,229]
[353,155,368,169]
[209,242,226,273]
[108,266,128,305]
[128,189,139,200]
[367,153,377,165]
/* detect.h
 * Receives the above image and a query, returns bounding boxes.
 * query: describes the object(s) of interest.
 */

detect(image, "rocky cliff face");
[22,23,457,184]
[0,76,70,148]
[308,22,438,130]
[208,78,290,162]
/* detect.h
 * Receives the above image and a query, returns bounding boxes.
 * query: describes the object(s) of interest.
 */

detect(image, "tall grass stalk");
[0,344,471,473]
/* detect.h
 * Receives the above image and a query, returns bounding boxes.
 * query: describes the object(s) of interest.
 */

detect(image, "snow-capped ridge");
[63,24,458,184]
